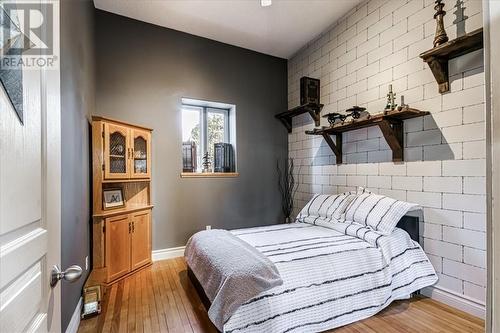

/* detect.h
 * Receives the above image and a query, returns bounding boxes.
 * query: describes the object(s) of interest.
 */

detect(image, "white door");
[0,3,63,332]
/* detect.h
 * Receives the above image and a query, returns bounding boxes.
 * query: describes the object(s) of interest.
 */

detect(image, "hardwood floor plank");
[407,298,482,332]
[145,268,162,332]
[134,272,144,333]
[127,273,137,333]
[157,256,182,332]
[110,281,124,333]
[118,278,130,332]
[79,258,484,333]
[101,284,117,333]
[151,261,172,332]
[169,258,204,333]
[173,258,218,333]
[415,297,484,330]
[140,269,153,333]
[163,259,193,332]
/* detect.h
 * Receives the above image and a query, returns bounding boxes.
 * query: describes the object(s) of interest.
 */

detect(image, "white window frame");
[181,97,237,174]
[182,103,231,171]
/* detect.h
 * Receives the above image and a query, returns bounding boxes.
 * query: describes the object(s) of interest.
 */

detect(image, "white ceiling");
[93,0,361,59]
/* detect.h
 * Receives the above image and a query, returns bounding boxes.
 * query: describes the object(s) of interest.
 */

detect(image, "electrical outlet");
[206,225,211,230]
[85,256,89,270]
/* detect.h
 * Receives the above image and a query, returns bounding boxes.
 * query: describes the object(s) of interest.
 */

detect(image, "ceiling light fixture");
[261,0,272,7]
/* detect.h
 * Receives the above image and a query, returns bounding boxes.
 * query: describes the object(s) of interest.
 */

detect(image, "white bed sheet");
[222,222,437,333]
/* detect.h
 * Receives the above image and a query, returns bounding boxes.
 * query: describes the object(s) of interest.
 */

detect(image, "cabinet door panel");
[130,129,151,179]
[104,123,130,179]
[131,210,151,270]
[105,214,131,281]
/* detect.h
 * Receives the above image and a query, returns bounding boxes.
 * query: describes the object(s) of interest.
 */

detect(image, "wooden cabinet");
[103,123,131,179]
[105,214,131,281]
[102,120,151,180]
[103,209,152,283]
[89,116,153,287]
[131,210,151,270]
[130,128,151,179]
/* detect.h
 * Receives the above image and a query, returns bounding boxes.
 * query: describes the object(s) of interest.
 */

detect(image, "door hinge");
[103,225,106,233]
[102,164,105,171]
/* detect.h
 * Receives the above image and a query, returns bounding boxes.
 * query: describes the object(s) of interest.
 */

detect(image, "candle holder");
[385,84,397,111]
[433,0,449,47]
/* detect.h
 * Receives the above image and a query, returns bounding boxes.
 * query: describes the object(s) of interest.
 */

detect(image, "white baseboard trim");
[152,246,185,261]
[65,297,82,333]
[422,285,485,319]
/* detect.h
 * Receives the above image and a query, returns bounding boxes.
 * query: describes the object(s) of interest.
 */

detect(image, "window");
[181,98,236,174]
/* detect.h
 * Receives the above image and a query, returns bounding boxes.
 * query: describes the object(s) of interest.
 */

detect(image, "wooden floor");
[78,258,484,333]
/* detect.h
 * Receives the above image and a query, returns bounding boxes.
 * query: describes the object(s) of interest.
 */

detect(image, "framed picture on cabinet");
[103,188,125,209]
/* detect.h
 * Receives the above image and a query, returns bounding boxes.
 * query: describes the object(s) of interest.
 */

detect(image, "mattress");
[222,222,437,333]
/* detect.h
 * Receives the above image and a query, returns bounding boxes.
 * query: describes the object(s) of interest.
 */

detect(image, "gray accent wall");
[60,0,95,331]
[95,10,288,250]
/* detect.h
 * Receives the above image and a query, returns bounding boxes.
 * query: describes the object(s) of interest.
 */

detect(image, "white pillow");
[296,192,356,224]
[343,192,419,235]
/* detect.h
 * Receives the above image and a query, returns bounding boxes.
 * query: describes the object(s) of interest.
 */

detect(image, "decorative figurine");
[346,106,366,119]
[433,0,449,47]
[398,95,409,111]
[385,84,397,111]
[202,152,212,173]
[323,112,347,126]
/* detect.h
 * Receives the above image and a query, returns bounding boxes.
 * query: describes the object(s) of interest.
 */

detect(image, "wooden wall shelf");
[305,108,429,164]
[93,205,155,218]
[275,103,324,133]
[420,28,483,93]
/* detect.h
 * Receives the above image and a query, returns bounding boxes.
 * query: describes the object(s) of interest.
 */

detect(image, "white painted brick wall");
[288,0,486,304]
[443,259,486,287]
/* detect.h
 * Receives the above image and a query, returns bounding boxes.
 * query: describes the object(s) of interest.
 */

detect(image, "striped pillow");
[343,193,419,235]
[296,192,356,224]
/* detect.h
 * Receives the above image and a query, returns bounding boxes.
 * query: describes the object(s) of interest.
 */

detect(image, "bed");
[186,192,438,333]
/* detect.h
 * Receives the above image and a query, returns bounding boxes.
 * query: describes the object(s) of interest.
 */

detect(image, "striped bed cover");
[222,222,437,333]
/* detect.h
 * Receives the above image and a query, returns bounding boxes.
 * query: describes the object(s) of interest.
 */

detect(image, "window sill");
[180,172,239,178]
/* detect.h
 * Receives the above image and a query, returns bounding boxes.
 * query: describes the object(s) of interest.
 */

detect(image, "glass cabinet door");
[104,123,130,179]
[130,129,151,179]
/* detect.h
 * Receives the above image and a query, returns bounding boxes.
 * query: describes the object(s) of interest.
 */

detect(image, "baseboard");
[65,297,82,333]
[421,285,485,319]
[152,246,185,261]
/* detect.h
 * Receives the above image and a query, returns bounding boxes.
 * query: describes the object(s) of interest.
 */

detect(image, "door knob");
[50,265,83,287]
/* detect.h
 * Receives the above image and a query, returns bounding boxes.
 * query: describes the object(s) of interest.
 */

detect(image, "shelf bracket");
[420,28,483,94]
[377,119,403,162]
[321,133,342,164]
[278,117,293,133]
[425,56,449,93]
[275,103,323,133]
[306,107,321,127]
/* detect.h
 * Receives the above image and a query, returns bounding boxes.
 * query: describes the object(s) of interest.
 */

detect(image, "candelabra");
[433,0,449,47]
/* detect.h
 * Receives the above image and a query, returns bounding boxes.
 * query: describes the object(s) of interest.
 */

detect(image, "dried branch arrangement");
[277,158,299,223]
